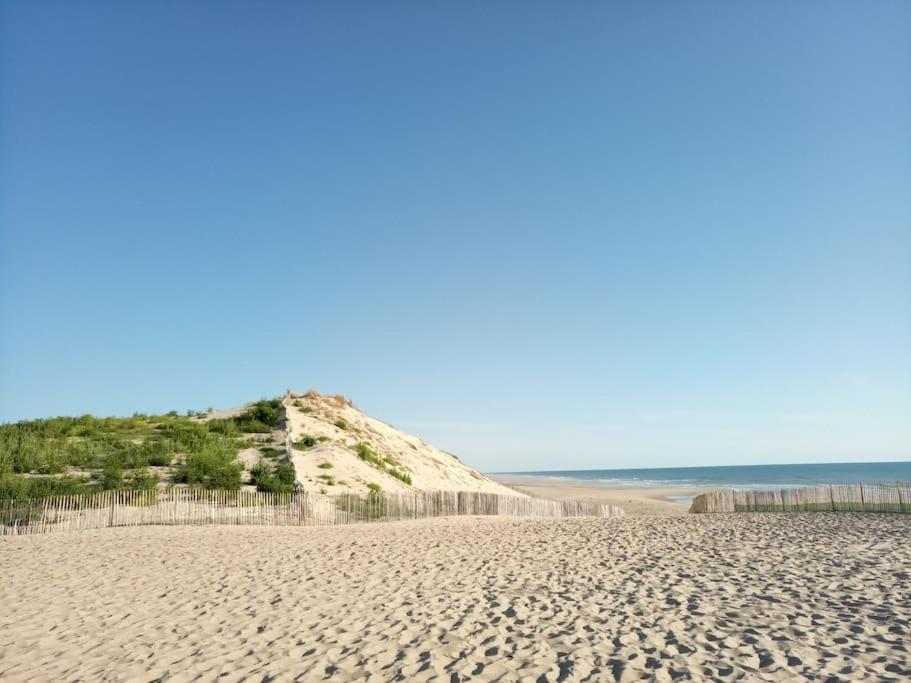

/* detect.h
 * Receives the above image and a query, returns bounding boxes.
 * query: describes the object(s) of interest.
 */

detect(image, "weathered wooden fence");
[690,482,911,514]
[0,489,624,536]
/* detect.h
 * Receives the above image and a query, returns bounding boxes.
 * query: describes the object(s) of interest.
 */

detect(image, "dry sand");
[2,514,909,681]
[491,474,698,516]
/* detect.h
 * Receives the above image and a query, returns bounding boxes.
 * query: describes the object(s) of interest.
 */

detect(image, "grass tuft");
[355,442,412,486]
[387,468,412,486]
[293,400,313,414]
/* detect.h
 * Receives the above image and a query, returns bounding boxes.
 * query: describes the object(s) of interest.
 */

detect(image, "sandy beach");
[491,474,699,516]
[2,514,909,681]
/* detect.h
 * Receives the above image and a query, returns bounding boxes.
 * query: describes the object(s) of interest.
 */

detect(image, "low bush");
[250,460,294,493]
[0,474,92,500]
[127,468,159,491]
[207,419,241,436]
[275,461,294,486]
[173,444,242,490]
[234,399,282,433]
[100,460,124,490]
[140,439,173,466]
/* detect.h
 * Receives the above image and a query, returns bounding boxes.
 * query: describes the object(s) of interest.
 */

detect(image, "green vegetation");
[334,419,349,431]
[250,460,295,494]
[0,474,92,501]
[1,413,166,475]
[127,468,159,491]
[292,434,330,450]
[229,399,283,433]
[317,473,335,485]
[317,462,333,469]
[259,446,283,459]
[355,442,381,466]
[292,435,317,449]
[367,482,382,494]
[293,400,313,414]
[387,468,412,485]
[100,459,124,490]
[355,442,412,486]
[173,447,243,490]
[0,397,286,499]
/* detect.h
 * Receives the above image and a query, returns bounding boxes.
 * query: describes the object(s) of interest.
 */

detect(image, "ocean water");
[503,461,911,489]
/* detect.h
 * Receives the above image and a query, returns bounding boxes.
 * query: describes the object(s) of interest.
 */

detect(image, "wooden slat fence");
[0,489,624,536]
[690,482,911,514]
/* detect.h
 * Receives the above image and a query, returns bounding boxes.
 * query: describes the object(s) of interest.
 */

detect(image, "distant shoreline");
[487,460,911,492]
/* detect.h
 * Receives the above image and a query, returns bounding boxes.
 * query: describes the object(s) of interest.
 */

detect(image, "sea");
[501,461,911,504]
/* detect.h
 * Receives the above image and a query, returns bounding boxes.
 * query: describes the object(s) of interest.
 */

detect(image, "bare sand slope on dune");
[2,513,909,681]
[285,391,518,496]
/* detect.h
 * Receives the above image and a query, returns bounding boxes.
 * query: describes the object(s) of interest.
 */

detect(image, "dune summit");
[283,390,517,496]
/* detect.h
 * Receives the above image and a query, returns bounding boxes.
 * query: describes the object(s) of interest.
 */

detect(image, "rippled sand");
[1,514,909,681]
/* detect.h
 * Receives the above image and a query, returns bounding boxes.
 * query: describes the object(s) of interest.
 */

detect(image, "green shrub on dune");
[0,474,92,500]
[250,459,295,494]
[0,397,288,500]
[172,441,243,490]
[233,399,282,433]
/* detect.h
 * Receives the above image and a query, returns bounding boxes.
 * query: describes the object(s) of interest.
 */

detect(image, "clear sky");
[1,2,909,472]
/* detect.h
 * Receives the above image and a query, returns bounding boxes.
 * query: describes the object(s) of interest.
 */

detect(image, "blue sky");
[1,2,909,472]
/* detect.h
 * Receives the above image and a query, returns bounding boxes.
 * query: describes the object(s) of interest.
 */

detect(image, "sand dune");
[2,513,909,681]
[285,391,517,496]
